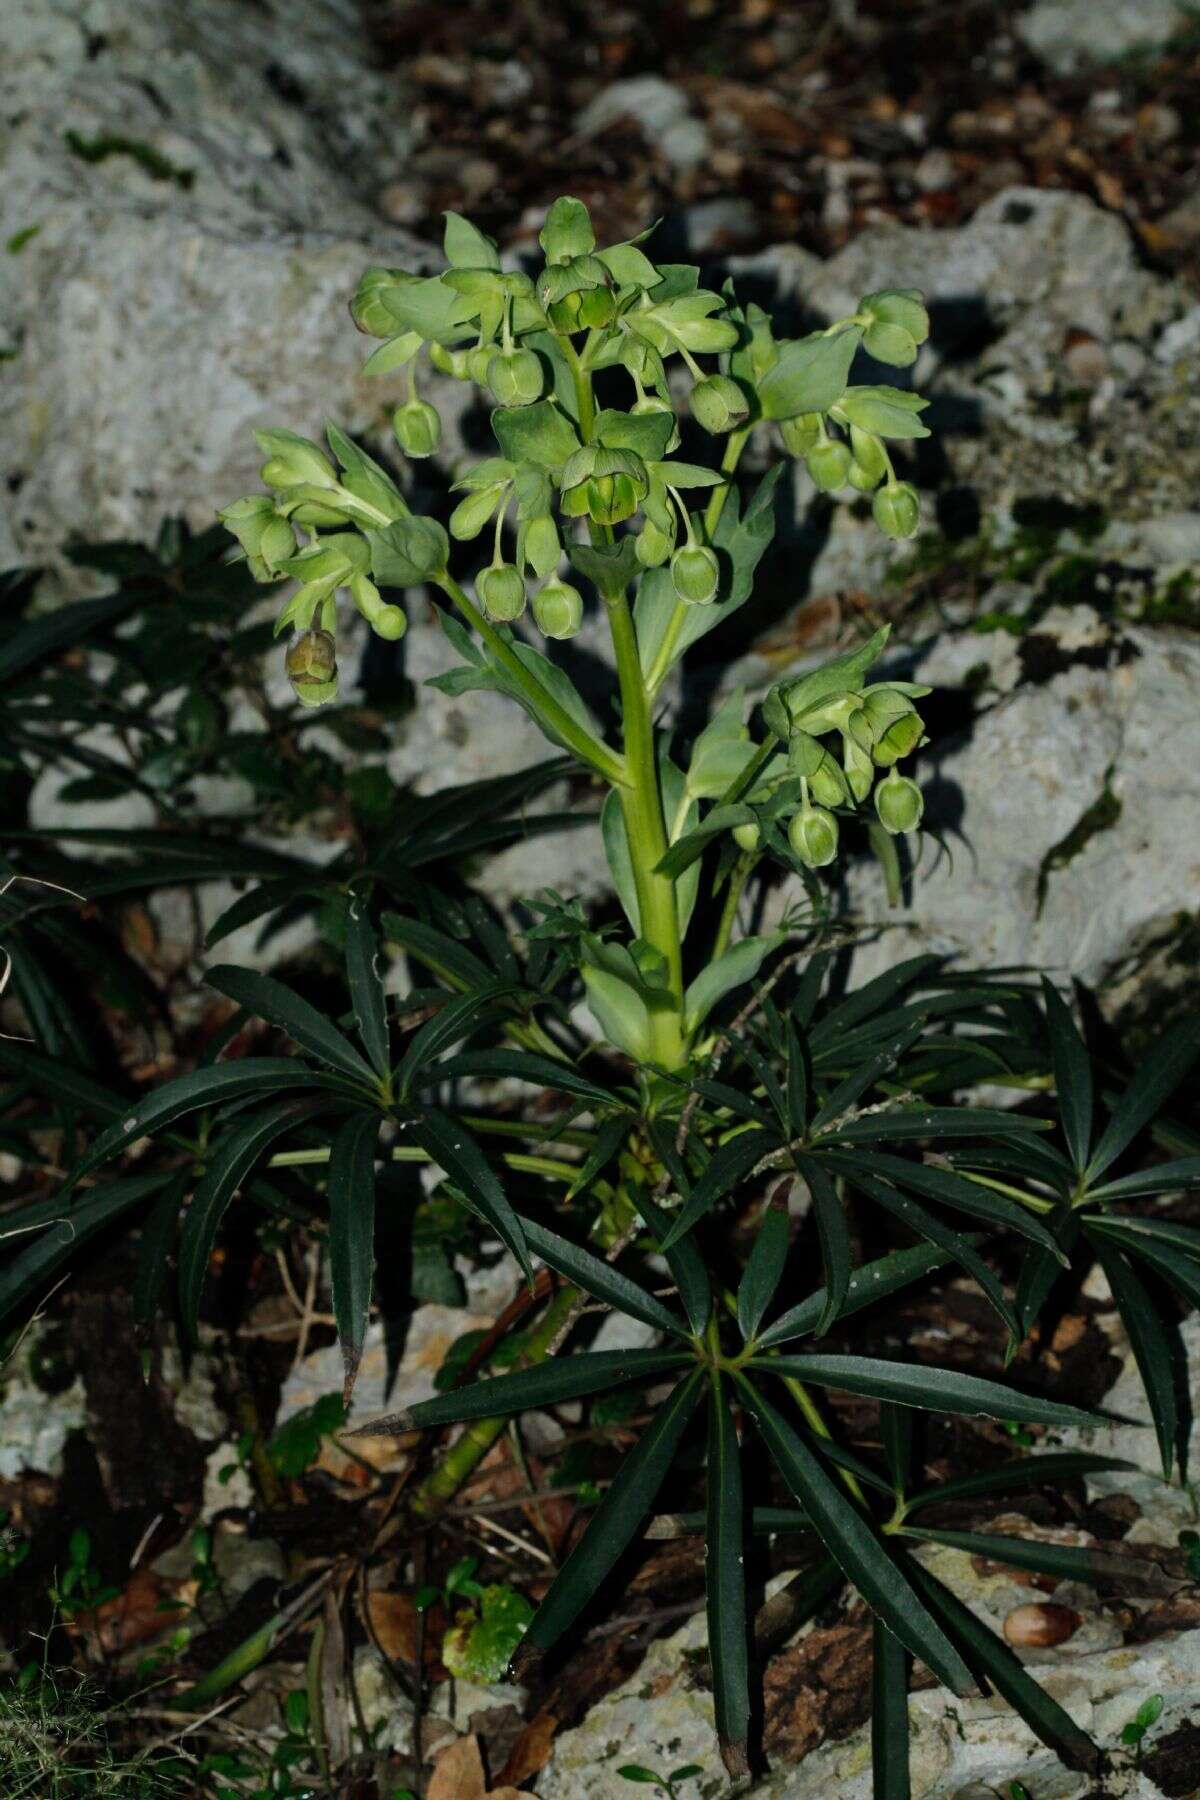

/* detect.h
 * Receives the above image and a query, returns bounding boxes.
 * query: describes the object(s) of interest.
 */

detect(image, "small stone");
[1002,1601,1082,1647]
[913,147,955,193]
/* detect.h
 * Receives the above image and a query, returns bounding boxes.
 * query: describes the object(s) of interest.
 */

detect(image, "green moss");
[1036,772,1122,916]
[1139,569,1200,629]
[63,131,194,190]
[6,225,41,254]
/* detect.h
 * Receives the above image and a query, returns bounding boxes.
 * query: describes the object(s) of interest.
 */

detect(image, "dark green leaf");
[707,1374,750,1778]
[431,1049,615,1110]
[568,1112,634,1200]
[396,979,520,1096]
[380,914,493,992]
[810,1021,926,1133]
[0,590,139,684]
[1041,978,1093,1173]
[757,1242,953,1349]
[737,1201,790,1342]
[635,1183,712,1335]
[871,1620,911,1800]
[825,1149,1065,1262]
[1088,1156,1200,1202]
[345,899,390,1079]
[522,1218,688,1340]
[900,1527,1158,1591]
[797,1153,851,1337]
[132,1175,187,1328]
[753,1353,1104,1430]
[328,1113,381,1405]
[824,1107,1048,1146]
[880,1402,913,1495]
[352,1349,689,1434]
[856,1174,1020,1343]
[1086,1019,1200,1182]
[660,1129,779,1248]
[66,1060,338,1193]
[179,1098,332,1339]
[521,1371,703,1656]
[405,1110,531,1282]
[808,956,941,1048]
[903,1560,1100,1773]
[1093,1242,1177,1478]
[738,1379,973,1695]
[905,1451,1137,1516]
[0,1175,168,1327]
[206,967,378,1088]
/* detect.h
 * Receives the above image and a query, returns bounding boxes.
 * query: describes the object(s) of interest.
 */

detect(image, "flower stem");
[644,426,750,698]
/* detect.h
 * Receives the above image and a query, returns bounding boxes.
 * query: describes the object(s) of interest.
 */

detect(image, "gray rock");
[0,0,428,577]
[1020,0,1189,73]
[575,76,710,173]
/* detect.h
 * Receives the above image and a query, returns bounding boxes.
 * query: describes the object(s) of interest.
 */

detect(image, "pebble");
[1002,1601,1083,1648]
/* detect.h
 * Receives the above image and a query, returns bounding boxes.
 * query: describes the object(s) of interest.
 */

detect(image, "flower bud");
[874,768,924,835]
[350,266,414,337]
[285,629,338,707]
[670,543,719,606]
[450,484,505,541]
[219,496,297,581]
[478,561,526,622]
[732,820,761,852]
[864,320,918,367]
[487,348,543,407]
[873,480,920,540]
[256,430,338,493]
[789,803,839,868]
[533,577,584,639]
[632,394,681,453]
[805,437,852,493]
[690,374,750,435]
[779,413,821,457]
[429,341,473,380]
[349,572,407,641]
[522,512,561,579]
[636,517,675,568]
[392,398,441,459]
[846,425,888,492]
[467,344,495,384]
[577,284,617,329]
[562,447,648,527]
[540,196,596,265]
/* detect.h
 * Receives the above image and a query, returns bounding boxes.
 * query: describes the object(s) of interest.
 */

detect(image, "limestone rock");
[1019,0,1190,74]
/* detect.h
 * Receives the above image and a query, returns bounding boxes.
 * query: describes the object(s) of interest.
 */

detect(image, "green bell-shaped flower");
[256,430,338,493]
[789,801,839,869]
[690,374,750,435]
[779,413,821,458]
[285,628,338,708]
[859,288,929,369]
[349,573,407,641]
[533,577,584,639]
[842,733,875,803]
[429,341,473,380]
[862,688,924,765]
[872,479,920,540]
[393,398,441,459]
[874,767,924,835]
[219,496,297,582]
[805,436,852,493]
[670,543,719,606]
[487,347,544,407]
[732,819,761,852]
[846,425,888,492]
[561,446,648,526]
[478,561,527,622]
[636,516,675,568]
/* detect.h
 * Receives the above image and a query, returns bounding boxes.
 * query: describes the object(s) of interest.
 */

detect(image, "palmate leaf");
[737,1379,974,1695]
[65,1060,342,1194]
[521,1218,689,1340]
[903,1559,1101,1774]
[517,1370,704,1663]
[1092,1241,1178,1478]
[752,1354,1104,1431]
[872,1620,911,1800]
[344,900,390,1080]
[351,1348,689,1435]
[179,1096,336,1339]
[1085,1016,1200,1183]
[706,1373,750,1779]
[327,1112,382,1404]
[1040,978,1093,1173]
[206,967,379,1089]
[404,1109,531,1281]
[757,1241,955,1350]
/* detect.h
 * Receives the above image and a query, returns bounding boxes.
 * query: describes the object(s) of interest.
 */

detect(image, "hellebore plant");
[49,200,1200,1791]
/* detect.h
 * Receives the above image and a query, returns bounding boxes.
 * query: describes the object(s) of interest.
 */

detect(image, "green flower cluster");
[218,196,932,708]
[747,625,927,868]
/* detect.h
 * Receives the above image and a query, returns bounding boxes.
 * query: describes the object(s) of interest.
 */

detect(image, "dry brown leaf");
[363,1590,448,1678]
[66,1567,187,1658]
[498,1711,559,1787]
[427,1733,536,1800]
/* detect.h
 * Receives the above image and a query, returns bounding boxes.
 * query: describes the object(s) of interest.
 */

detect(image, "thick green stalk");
[606,584,687,1070]
[408,1284,579,1519]
[434,571,625,787]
